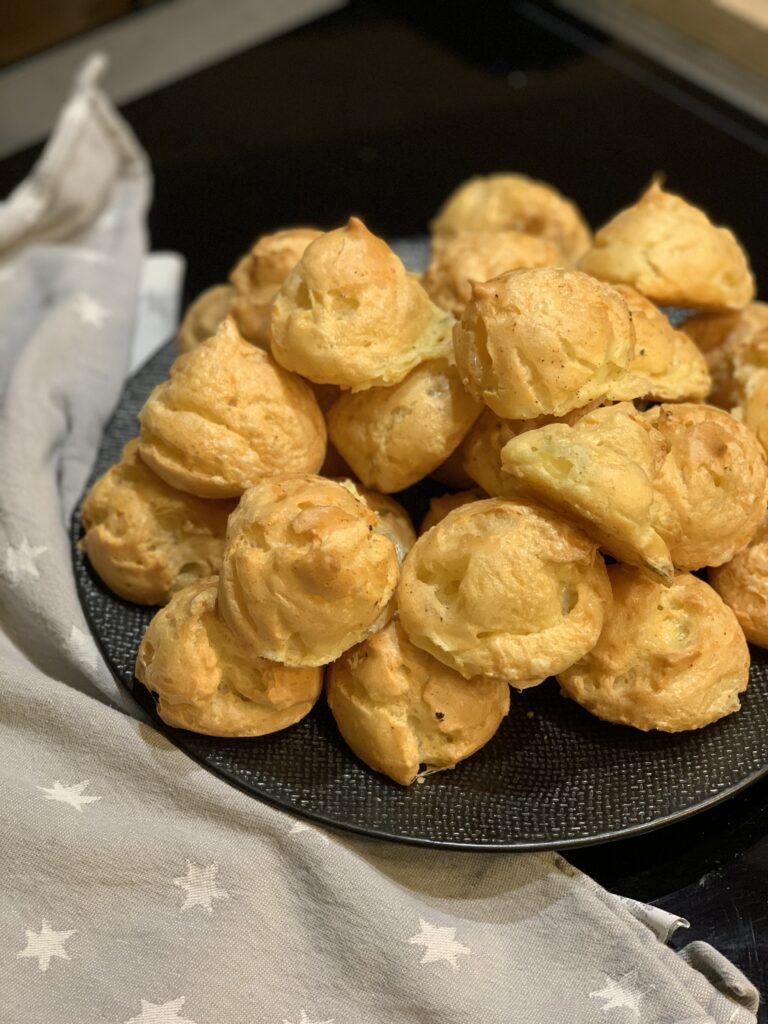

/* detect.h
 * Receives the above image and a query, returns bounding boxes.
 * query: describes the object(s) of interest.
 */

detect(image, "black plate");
[71,336,768,850]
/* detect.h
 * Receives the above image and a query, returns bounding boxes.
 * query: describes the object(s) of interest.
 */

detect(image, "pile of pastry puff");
[80,172,768,786]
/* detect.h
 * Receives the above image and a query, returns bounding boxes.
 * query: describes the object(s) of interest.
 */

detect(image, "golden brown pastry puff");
[177,284,234,353]
[139,316,326,499]
[738,370,768,458]
[710,513,768,647]
[420,489,486,534]
[81,439,236,605]
[608,285,710,402]
[645,403,768,570]
[500,403,674,582]
[218,475,400,666]
[135,577,322,736]
[682,302,768,409]
[398,498,611,684]
[461,404,600,499]
[229,227,322,346]
[422,230,562,317]
[271,217,453,391]
[327,620,509,785]
[430,173,592,263]
[453,268,636,420]
[579,181,754,311]
[354,487,416,563]
[558,566,750,732]
[327,357,482,493]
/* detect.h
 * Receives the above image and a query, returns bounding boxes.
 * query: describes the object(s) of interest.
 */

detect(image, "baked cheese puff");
[229,227,322,346]
[608,285,710,402]
[177,284,234,353]
[422,230,562,318]
[462,409,526,497]
[326,620,509,785]
[355,487,416,563]
[81,440,236,605]
[453,268,636,420]
[558,566,749,732]
[430,173,592,263]
[271,217,453,391]
[139,316,326,499]
[327,357,483,493]
[461,405,603,499]
[501,403,674,581]
[135,577,322,736]
[398,498,611,684]
[683,303,768,409]
[420,489,486,534]
[218,475,400,666]
[738,371,768,457]
[645,403,768,570]
[579,181,754,311]
[710,514,768,647]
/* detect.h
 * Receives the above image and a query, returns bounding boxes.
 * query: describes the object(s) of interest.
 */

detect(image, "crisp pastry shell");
[327,619,509,785]
[558,566,749,731]
[139,316,326,498]
[398,497,611,684]
[135,577,322,736]
[80,439,236,605]
[218,475,400,666]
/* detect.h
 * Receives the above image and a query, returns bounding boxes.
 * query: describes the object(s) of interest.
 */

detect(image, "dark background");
[1,0,765,1007]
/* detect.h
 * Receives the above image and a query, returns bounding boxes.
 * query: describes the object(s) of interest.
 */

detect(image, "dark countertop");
[2,0,765,1006]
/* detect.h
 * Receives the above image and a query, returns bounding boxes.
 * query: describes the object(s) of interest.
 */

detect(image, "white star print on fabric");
[173,861,229,914]
[67,624,100,671]
[38,779,101,813]
[4,538,47,581]
[17,920,75,972]
[124,997,198,1024]
[72,292,111,328]
[589,973,642,1015]
[408,918,471,969]
[289,820,330,844]
[282,1012,335,1024]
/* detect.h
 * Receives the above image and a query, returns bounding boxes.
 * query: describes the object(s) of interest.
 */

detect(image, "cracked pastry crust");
[229,226,321,346]
[578,181,754,311]
[218,475,400,666]
[327,619,509,785]
[327,357,483,493]
[682,302,768,409]
[710,513,768,647]
[453,267,637,420]
[500,402,674,581]
[398,497,611,685]
[135,576,322,736]
[644,403,768,570]
[430,173,592,263]
[81,439,236,605]
[353,487,416,563]
[271,217,453,391]
[608,285,710,402]
[462,404,599,499]
[422,230,562,317]
[420,489,486,534]
[177,284,235,353]
[558,566,749,732]
[139,316,326,498]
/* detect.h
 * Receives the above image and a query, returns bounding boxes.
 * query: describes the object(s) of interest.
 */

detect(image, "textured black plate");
[72,337,768,850]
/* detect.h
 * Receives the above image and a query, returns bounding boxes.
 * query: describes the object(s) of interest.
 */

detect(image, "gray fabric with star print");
[0,57,760,1024]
